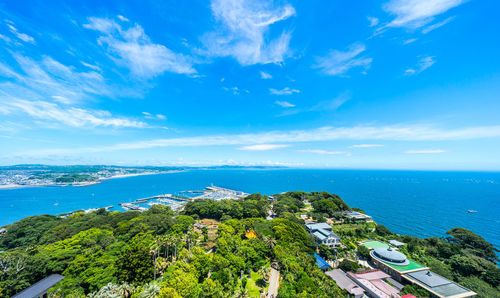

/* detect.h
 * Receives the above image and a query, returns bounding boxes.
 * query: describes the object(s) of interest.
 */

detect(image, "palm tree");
[150,240,161,280]
[262,235,277,250]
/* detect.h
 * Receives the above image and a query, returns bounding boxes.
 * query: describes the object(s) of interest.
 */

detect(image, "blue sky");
[1,0,499,170]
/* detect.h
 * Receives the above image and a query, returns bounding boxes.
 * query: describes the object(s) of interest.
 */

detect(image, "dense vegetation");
[182,193,269,220]
[0,191,498,297]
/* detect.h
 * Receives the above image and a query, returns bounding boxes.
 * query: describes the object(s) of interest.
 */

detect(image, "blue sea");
[1,169,499,249]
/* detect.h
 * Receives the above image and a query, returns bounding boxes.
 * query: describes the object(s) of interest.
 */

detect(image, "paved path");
[266,268,280,297]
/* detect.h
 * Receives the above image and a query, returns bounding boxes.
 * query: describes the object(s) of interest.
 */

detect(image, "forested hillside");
[0,191,498,297]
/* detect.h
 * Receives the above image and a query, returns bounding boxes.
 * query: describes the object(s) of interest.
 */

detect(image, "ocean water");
[1,169,499,249]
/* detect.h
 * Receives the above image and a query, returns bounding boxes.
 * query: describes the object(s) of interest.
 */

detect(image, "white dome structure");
[372,247,409,265]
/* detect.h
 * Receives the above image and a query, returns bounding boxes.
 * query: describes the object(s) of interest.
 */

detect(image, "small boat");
[467,210,478,213]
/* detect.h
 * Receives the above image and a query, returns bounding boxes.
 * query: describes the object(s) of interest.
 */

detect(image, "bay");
[1,169,499,249]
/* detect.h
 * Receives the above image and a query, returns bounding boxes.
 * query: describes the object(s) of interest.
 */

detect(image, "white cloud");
[0,33,12,43]
[239,144,290,151]
[142,112,166,120]
[51,95,72,105]
[315,43,372,76]
[422,16,455,34]
[275,101,295,108]
[18,124,500,156]
[405,56,435,75]
[383,0,465,29]
[117,15,130,22]
[350,144,384,148]
[0,54,110,105]
[367,17,379,27]
[84,17,196,78]
[310,92,350,111]
[3,99,145,128]
[223,86,248,95]
[270,87,300,95]
[80,61,101,71]
[405,149,447,154]
[202,0,296,65]
[260,71,272,79]
[7,24,35,44]
[298,149,345,155]
[403,38,417,44]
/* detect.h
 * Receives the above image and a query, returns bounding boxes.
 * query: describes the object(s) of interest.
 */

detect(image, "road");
[266,268,280,298]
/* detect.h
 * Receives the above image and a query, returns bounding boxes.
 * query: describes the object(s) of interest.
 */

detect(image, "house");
[389,240,405,247]
[346,211,372,221]
[347,269,401,298]
[313,253,332,270]
[305,223,341,248]
[326,269,366,297]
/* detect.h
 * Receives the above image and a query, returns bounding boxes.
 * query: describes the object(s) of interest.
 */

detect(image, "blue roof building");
[313,253,332,270]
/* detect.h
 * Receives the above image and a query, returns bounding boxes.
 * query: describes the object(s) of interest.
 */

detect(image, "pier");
[117,186,249,212]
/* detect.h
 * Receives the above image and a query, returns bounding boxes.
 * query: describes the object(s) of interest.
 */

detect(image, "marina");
[118,185,249,212]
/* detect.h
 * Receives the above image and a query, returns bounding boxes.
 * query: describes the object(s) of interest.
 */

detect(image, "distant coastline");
[0,170,182,190]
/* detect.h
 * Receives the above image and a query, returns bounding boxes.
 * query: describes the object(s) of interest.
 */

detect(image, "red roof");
[401,295,417,298]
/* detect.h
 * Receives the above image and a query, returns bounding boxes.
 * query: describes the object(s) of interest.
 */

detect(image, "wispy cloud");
[405,149,447,154]
[84,17,196,78]
[80,61,101,71]
[350,144,384,148]
[117,15,129,22]
[403,38,417,45]
[16,124,500,156]
[6,24,35,44]
[310,92,351,111]
[239,144,290,151]
[367,17,379,27]
[383,0,465,29]
[422,16,455,34]
[142,112,166,120]
[202,0,296,65]
[223,86,248,95]
[260,71,272,79]
[270,87,300,95]
[0,54,111,105]
[405,56,435,75]
[276,92,350,117]
[2,99,146,128]
[298,149,345,155]
[275,101,295,108]
[315,43,372,76]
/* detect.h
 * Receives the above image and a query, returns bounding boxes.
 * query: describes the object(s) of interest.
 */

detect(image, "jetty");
[117,186,249,212]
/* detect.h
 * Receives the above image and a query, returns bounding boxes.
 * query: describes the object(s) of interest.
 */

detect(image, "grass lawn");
[331,223,362,232]
[385,259,426,272]
[362,240,390,249]
[246,271,264,297]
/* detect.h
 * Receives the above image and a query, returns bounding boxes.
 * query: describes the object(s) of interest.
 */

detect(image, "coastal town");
[0,165,179,188]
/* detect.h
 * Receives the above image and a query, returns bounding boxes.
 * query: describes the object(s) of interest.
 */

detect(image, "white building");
[306,223,341,248]
[346,211,372,221]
